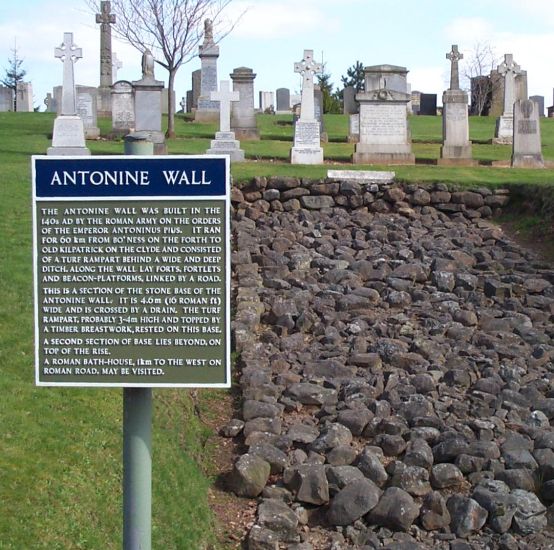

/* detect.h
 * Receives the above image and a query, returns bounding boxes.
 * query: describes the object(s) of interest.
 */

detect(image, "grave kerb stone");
[327,170,395,184]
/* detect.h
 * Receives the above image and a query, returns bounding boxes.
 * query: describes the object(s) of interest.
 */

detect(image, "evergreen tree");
[317,70,341,114]
[2,44,26,111]
[340,60,365,92]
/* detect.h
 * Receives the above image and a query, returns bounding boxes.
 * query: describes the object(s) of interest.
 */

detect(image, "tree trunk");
[166,69,176,139]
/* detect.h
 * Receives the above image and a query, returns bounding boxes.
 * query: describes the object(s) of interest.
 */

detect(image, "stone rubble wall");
[227,177,554,549]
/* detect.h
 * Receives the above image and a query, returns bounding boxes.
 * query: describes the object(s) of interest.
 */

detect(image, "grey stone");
[356,448,389,487]
[447,495,488,538]
[366,487,420,532]
[285,464,329,505]
[390,462,432,496]
[430,463,464,489]
[419,491,451,531]
[229,454,271,497]
[511,489,547,535]
[327,479,382,526]
[472,480,517,534]
[257,499,299,542]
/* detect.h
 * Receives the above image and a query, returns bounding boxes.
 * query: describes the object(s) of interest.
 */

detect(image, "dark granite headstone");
[419,93,437,115]
[276,88,291,112]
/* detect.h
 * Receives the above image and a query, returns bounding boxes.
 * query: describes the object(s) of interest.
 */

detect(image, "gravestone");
[439,44,474,166]
[259,91,274,112]
[96,1,116,116]
[180,96,186,113]
[186,90,193,113]
[161,88,174,115]
[230,67,259,140]
[343,86,358,115]
[411,90,421,115]
[353,64,414,164]
[276,88,291,113]
[290,93,301,107]
[111,80,135,135]
[16,82,33,112]
[494,54,523,144]
[0,86,12,111]
[511,99,544,168]
[132,49,165,153]
[112,51,123,82]
[314,86,327,142]
[206,80,244,161]
[290,49,324,164]
[530,95,545,117]
[48,32,90,156]
[76,87,100,139]
[191,69,201,111]
[44,92,57,113]
[195,19,220,122]
[348,113,360,143]
[419,93,437,115]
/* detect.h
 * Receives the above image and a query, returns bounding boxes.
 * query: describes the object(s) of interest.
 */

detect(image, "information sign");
[32,155,230,387]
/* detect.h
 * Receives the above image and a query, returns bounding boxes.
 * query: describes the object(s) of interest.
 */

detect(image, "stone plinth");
[207,131,245,161]
[133,75,166,154]
[353,65,414,165]
[439,89,475,166]
[494,115,514,144]
[353,88,414,165]
[230,67,259,140]
[77,88,100,139]
[111,80,135,136]
[290,121,324,164]
[47,116,91,155]
[512,99,544,168]
[195,40,220,122]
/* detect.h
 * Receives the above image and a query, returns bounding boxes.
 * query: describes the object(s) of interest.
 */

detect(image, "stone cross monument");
[294,49,322,121]
[195,18,220,122]
[206,80,244,161]
[446,44,462,90]
[55,32,82,115]
[96,1,116,116]
[494,53,523,143]
[439,45,474,165]
[96,1,116,87]
[290,49,324,164]
[211,80,239,132]
[48,32,89,155]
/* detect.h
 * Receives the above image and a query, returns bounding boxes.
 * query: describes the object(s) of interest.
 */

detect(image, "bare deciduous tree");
[460,42,501,116]
[87,0,241,137]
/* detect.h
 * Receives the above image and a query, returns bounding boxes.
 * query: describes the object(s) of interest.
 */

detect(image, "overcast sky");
[1,0,553,110]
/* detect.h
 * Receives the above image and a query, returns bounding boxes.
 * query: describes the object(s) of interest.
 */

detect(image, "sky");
[1,0,554,111]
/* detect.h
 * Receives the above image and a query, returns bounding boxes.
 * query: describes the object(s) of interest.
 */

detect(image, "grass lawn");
[0,112,222,549]
[1,109,554,548]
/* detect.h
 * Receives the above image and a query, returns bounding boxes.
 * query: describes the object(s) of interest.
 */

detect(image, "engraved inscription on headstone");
[290,49,324,164]
[353,64,414,164]
[512,98,544,168]
[440,44,474,165]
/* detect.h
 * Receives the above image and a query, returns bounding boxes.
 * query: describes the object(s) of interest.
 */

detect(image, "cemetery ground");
[2,111,554,549]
